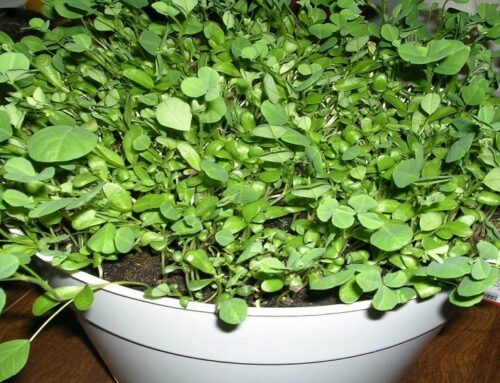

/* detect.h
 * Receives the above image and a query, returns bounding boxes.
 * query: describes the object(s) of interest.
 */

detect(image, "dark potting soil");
[91,243,340,308]
[0,8,41,41]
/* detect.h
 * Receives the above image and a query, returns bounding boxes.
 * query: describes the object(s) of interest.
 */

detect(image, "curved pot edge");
[36,253,376,316]
[35,252,453,317]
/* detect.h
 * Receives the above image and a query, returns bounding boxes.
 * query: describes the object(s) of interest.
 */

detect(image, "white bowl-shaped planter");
[37,255,452,383]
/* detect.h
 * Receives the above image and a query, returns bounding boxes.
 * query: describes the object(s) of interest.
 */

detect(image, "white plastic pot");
[36,255,453,383]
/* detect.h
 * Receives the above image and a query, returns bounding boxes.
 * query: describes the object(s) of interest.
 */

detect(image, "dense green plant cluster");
[0,0,499,375]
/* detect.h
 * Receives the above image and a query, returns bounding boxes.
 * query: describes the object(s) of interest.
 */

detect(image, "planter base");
[81,318,442,383]
[37,258,453,383]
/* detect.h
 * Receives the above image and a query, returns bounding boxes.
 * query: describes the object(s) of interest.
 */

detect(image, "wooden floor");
[1,284,498,383]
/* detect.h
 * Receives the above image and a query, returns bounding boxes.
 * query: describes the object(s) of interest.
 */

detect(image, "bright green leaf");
[0,339,30,382]
[370,222,413,251]
[27,126,97,163]
[156,97,192,131]
[218,298,247,325]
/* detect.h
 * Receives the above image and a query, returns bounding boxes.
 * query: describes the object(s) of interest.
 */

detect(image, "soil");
[92,250,341,308]
[98,251,163,287]
[0,8,41,41]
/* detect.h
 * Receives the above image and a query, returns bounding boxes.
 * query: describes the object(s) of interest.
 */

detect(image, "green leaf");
[65,34,92,52]
[0,339,30,382]
[260,150,293,164]
[0,110,12,143]
[372,286,399,311]
[483,167,500,192]
[426,256,471,279]
[169,0,198,14]
[347,194,377,213]
[461,79,487,106]
[236,239,263,263]
[331,205,356,229]
[133,135,151,151]
[197,67,220,101]
[200,97,226,123]
[0,288,5,314]
[316,197,336,222]
[260,100,288,125]
[27,126,98,163]
[339,277,363,304]
[434,45,470,75]
[3,157,54,183]
[261,279,285,293]
[123,68,154,89]
[445,133,474,163]
[381,24,399,42]
[156,97,192,131]
[477,241,499,262]
[457,268,498,297]
[185,249,216,275]
[224,184,261,204]
[291,183,331,199]
[160,202,180,221]
[355,269,382,292]
[310,269,355,290]
[201,160,228,182]
[29,198,72,218]
[3,189,32,207]
[421,93,441,115]
[370,222,413,252]
[87,223,117,254]
[74,285,94,311]
[177,142,201,171]
[448,287,484,307]
[252,124,287,140]
[419,212,443,231]
[122,0,149,8]
[393,159,420,188]
[133,194,167,212]
[0,52,29,72]
[258,258,287,274]
[396,287,416,304]
[148,283,171,297]
[103,183,132,212]
[215,229,235,246]
[345,36,369,52]
[66,184,104,210]
[357,212,384,230]
[139,30,162,55]
[0,254,20,279]
[398,40,452,64]
[114,227,135,254]
[383,271,408,288]
[32,294,58,316]
[181,77,208,98]
[439,221,473,238]
[308,23,339,39]
[471,259,491,280]
[218,298,247,325]
[187,279,213,292]
[263,74,280,104]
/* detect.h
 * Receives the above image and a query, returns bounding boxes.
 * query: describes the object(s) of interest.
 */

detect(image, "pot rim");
[35,253,377,317]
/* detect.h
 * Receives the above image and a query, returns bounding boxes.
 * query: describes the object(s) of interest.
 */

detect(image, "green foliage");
[0,1,499,371]
[0,340,30,382]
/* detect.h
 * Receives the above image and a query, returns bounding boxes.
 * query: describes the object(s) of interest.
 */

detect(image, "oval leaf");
[156,97,192,131]
[27,126,97,163]
[218,298,248,325]
[370,223,413,252]
[0,339,30,382]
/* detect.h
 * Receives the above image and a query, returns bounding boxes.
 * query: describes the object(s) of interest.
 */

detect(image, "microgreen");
[0,0,499,379]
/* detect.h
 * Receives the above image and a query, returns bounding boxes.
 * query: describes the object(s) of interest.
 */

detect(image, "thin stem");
[30,299,74,342]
